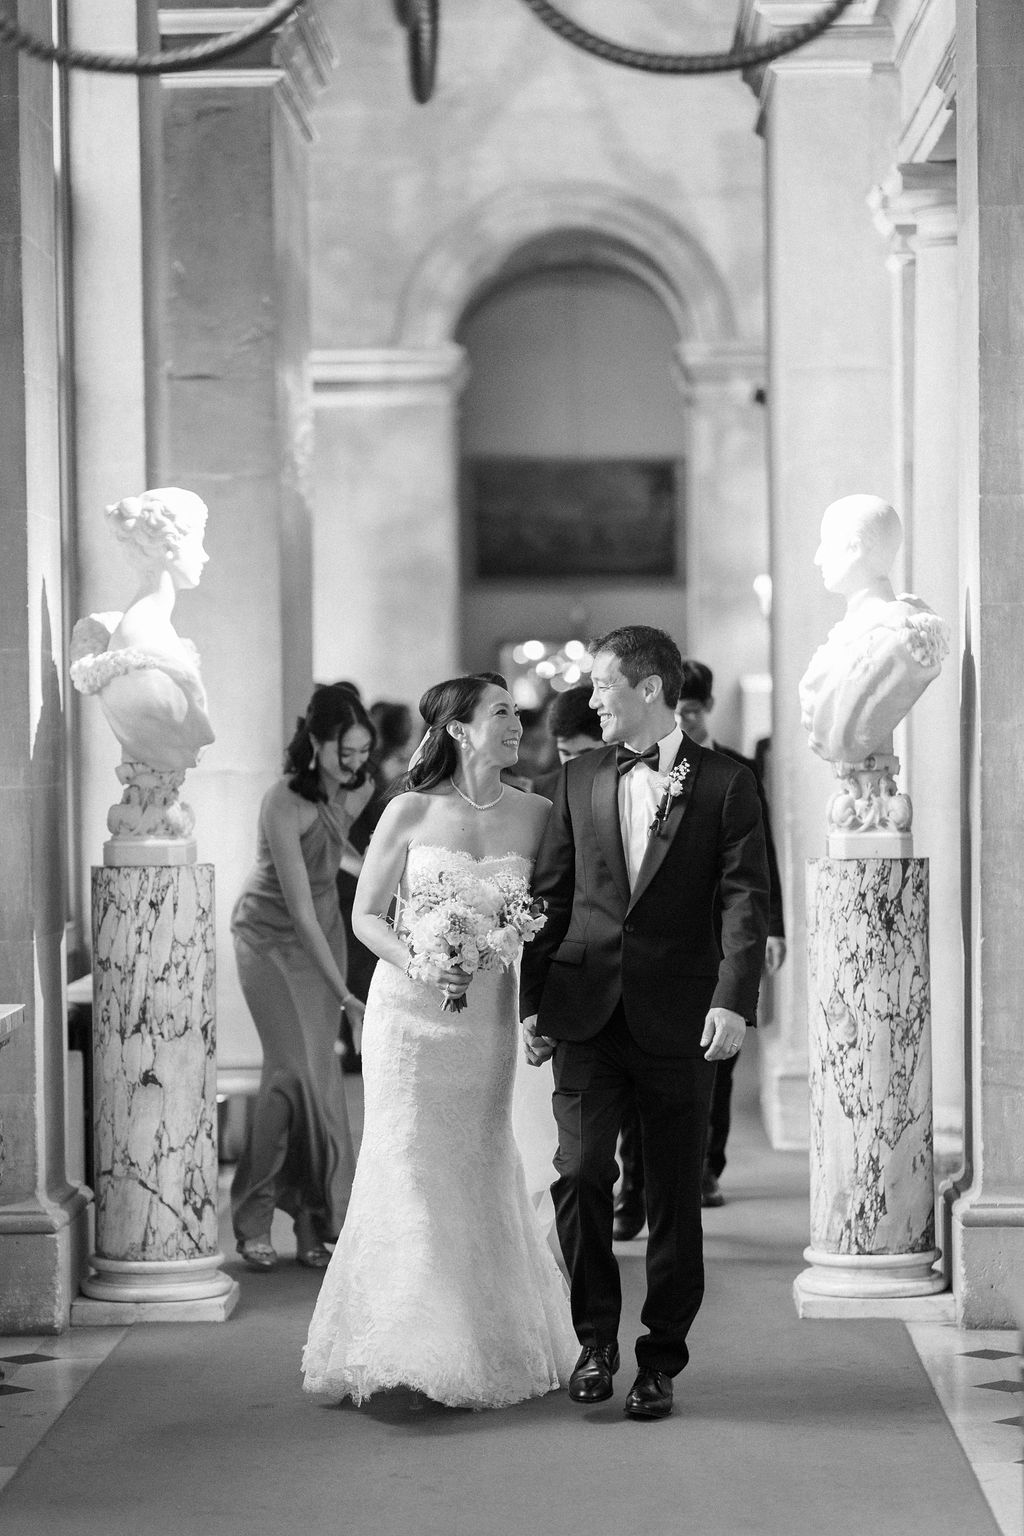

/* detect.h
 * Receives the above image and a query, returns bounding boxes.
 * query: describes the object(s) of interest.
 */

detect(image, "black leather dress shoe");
[568,1343,620,1403]
[701,1168,725,1207]
[624,1367,673,1419]
[612,1190,646,1241]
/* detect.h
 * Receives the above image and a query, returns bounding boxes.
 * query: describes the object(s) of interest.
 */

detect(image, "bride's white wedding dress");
[302,846,578,1409]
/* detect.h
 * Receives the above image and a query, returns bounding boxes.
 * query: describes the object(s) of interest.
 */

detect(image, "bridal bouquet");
[400,866,547,1013]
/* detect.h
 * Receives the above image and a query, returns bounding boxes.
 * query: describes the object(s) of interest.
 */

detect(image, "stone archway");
[394,179,738,350]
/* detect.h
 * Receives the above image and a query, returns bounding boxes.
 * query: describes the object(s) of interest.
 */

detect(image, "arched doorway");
[456,252,690,711]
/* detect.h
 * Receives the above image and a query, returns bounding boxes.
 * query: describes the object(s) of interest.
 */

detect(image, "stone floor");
[0,1062,1020,1534]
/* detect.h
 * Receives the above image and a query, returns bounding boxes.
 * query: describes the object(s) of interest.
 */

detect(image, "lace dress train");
[302,848,577,1409]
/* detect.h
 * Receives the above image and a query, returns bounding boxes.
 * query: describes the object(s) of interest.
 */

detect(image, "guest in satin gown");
[230,684,375,1271]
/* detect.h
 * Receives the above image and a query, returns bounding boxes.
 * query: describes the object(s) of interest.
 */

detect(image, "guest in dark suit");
[520,626,769,1419]
[532,683,605,799]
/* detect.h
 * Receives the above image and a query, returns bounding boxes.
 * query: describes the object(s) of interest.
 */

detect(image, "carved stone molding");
[311,346,470,406]
[872,162,957,254]
[158,4,335,140]
[673,341,766,405]
[395,181,737,350]
[735,0,895,121]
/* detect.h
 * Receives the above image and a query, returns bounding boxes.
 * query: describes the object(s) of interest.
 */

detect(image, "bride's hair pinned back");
[284,682,376,803]
[404,673,509,793]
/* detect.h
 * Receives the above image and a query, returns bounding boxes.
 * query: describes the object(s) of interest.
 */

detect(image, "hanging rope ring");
[0,0,304,76]
[514,0,859,76]
[402,0,439,104]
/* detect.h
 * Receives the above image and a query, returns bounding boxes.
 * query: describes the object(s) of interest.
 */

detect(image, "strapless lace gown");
[302,846,577,1409]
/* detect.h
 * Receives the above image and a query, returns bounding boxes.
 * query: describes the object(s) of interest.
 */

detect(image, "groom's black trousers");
[550,1002,716,1377]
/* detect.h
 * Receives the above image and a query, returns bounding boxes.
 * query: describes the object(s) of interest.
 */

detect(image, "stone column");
[311,348,465,698]
[796,858,944,1314]
[154,6,334,1079]
[741,13,900,1148]
[674,343,771,752]
[947,0,1024,1328]
[0,11,91,1332]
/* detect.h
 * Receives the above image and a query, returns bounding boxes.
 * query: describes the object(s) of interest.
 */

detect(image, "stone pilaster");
[796,858,944,1315]
[66,0,156,928]
[0,9,91,1332]
[740,6,900,1149]
[674,343,771,753]
[154,5,334,1077]
[947,0,1024,1328]
[311,347,465,697]
[874,163,962,1165]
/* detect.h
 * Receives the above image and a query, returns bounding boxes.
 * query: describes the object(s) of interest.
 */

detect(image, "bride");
[302,673,577,1409]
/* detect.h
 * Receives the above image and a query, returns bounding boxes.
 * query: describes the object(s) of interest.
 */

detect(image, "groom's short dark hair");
[589,625,683,709]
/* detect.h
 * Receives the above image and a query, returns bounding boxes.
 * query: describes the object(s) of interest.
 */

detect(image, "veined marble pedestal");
[72,859,238,1324]
[795,857,944,1317]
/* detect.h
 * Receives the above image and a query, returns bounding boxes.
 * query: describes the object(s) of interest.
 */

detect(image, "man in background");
[532,683,605,798]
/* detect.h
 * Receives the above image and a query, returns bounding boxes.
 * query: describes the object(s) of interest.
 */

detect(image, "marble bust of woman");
[799,495,948,766]
[71,489,215,849]
[71,488,215,774]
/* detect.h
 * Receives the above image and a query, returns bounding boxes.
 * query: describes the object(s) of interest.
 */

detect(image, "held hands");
[521,1014,556,1068]
[701,1006,746,1062]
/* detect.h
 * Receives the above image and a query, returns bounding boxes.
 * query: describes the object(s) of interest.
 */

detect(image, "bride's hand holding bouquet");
[401,866,546,1014]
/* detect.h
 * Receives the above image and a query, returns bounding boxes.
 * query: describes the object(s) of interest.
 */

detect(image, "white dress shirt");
[617,724,683,890]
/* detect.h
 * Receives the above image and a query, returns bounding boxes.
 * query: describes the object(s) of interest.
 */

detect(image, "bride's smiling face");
[458,685,522,767]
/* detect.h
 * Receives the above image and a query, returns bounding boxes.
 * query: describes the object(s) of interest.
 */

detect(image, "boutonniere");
[649,761,691,838]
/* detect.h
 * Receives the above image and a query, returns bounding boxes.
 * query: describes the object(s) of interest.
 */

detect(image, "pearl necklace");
[451,779,505,812]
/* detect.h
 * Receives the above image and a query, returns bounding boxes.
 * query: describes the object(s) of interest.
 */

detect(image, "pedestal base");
[71,1282,239,1326]
[72,1251,238,1324]
[794,1278,954,1321]
[796,1245,946,1302]
[79,1252,235,1303]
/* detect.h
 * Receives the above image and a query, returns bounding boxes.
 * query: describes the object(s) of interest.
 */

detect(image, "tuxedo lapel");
[590,750,630,907]
[626,738,701,914]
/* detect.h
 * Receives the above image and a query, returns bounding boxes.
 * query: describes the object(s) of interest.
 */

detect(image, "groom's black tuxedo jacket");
[520,736,770,1057]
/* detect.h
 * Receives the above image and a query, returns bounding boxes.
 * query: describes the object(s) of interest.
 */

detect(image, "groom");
[520,625,769,1420]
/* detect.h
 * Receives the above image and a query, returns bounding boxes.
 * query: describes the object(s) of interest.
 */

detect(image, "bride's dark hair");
[403,673,509,793]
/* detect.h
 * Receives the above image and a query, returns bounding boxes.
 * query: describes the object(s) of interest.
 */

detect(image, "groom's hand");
[701,1007,746,1062]
[522,1015,557,1067]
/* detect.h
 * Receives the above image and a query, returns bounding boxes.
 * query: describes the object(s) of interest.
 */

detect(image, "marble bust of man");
[799,495,948,766]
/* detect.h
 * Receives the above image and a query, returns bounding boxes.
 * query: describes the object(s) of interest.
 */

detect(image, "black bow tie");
[616,744,660,776]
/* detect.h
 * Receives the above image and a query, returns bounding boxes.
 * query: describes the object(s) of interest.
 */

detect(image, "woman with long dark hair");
[302,673,576,1409]
[230,683,376,1271]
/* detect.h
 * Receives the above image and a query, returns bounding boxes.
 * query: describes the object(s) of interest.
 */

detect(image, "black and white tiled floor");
[906,1323,1023,1535]
[0,1327,126,1493]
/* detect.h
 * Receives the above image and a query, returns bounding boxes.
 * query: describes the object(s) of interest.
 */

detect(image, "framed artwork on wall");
[465,457,682,581]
